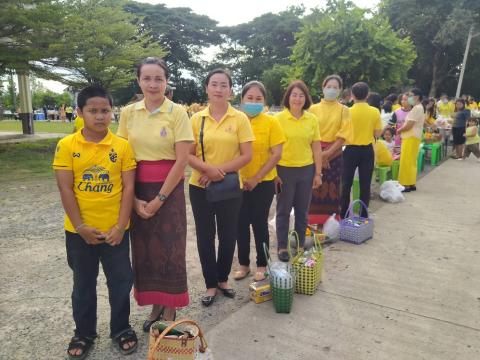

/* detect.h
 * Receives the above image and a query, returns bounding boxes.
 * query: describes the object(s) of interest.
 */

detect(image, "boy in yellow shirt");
[53,85,137,359]
[340,82,382,218]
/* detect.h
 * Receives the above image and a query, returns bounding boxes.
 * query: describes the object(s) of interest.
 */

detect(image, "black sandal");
[115,329,138,355]
[67,336,94,360]
[143,307,164,332]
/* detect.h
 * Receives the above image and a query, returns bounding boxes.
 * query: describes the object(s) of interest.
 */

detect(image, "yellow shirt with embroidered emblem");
[240,112,286,181]
[190,104,255,188]
[52,130,136,233]
[347,102,382,145]
[309,100,353,143]
[275,109,321,167]
[117,98,194,161]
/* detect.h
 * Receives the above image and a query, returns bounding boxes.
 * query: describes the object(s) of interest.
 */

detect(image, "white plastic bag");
[323,213,340,240]
[379,180,405,203]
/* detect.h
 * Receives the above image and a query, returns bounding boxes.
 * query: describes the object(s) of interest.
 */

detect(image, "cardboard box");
[249,279,272,304]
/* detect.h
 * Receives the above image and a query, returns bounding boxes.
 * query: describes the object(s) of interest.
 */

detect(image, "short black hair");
[382,100,393,113]
[410,87,423,101]
[136,57,169,79]
[77,85,113,110]
[351,82,369,101]
[205,68,233,88]
[367,92,382,111]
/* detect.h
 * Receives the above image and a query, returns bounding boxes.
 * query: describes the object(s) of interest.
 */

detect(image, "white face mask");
[323,88,340,100]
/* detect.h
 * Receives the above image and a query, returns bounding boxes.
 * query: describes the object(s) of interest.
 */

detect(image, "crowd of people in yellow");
[54,56,479,359]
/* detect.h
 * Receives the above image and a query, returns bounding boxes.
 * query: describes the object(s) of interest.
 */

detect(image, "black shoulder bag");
[199,116,242,202]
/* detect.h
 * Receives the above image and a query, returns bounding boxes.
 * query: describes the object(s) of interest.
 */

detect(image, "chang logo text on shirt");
[77,165,113,193]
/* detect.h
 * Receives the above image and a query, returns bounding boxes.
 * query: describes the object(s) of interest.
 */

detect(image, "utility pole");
[456,25,480,98]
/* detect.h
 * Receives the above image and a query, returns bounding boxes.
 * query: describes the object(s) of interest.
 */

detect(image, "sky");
[40,0,379,93]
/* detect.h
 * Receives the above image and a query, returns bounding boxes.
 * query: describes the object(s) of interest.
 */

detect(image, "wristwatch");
[157,193,168,202]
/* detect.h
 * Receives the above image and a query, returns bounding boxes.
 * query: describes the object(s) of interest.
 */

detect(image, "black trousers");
[237,180,275,268]
[340,144,374,218]
[189,185,243,289]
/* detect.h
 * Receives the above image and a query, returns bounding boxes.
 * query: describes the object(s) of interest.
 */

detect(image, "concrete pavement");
[205,157,480,359]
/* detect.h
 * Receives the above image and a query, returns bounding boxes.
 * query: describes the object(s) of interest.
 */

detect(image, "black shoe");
[218,287,236,299]
[401,187,411,193]
[410,185,417,191]
[278,251,290,262]
[201,295,216,307]
[142,308,164,332]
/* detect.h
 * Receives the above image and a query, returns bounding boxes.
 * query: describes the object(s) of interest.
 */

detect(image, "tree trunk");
[429,51,441,97]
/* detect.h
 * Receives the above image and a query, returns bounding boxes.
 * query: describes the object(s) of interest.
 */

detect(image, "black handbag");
[200,116,242,202]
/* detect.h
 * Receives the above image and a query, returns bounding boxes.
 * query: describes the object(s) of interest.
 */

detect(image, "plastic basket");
[263,243,295,313]
[339,200,374,244]
[289,231,323,295]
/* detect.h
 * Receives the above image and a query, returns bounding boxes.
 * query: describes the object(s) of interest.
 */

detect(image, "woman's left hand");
[144,197,163,216]
[312,174,322,189]
[244,177,260,191]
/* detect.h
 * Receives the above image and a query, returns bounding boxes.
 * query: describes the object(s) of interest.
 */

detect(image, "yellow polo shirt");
[53,130,137,233]
[73,116,84,132]
[275,109,321,167]
[309,100,353,143]
[437,101,455,117]
[240,113,286,182]
[392,104,401,111]
[347,103,382,145]
[190,104,255,188]
[117,98,194,161]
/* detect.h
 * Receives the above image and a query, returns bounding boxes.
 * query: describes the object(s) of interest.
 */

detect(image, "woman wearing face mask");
[397,88,426,192]
[188,69,254,306]
[308,75,352,223]
[233,81,286,281]
[275,80,322,262]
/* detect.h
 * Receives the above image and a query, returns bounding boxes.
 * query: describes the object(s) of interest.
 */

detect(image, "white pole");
[456,26,473,99]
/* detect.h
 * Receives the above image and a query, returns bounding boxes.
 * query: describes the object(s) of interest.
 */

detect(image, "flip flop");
[233,268,250,280]
[253,271,266,282]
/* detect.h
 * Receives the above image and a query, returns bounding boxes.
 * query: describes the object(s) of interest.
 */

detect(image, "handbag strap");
[148,319,208,359]
[287,230,300,259]
[263,243,272,273]
[199,116,206,162]
[344,199,369,219]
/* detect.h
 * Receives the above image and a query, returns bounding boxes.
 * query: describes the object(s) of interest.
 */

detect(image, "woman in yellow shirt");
[275,80,322,262]
[118,57,194,328]
[233,81,286,281]
[188,69,254,306]
[308,75,352,224]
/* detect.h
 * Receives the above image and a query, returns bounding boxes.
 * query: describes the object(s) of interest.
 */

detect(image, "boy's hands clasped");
[78,224,125,246]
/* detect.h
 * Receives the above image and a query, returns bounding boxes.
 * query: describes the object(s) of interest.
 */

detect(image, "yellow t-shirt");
[73,116,84,132]
[466,102,478,110]
[437,101,455,117]
[309,100,352,143]
[374,140,393,166]
[347,103,382,145]
[392,104,401,111]
[52,130,137,233]
[190,104,255,188]
[240,113,286,182]
[275,109,321,167]
[117,98,194,161]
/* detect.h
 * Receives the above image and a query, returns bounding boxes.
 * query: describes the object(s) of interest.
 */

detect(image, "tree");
[289,0,416,96]
[380,0,480,96]
[0,0,65,75]
[218,6,305,86]
[261,65,290,105]
[42,0,165,91]
[125,1,222,82]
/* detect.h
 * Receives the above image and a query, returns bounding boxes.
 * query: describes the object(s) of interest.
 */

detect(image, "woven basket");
[148,319,208,360]
[263,243,295,313]
[339,200,374,244]
[289,231,323,295]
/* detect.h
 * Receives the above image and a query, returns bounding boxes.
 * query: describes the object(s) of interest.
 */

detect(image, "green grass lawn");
[0,120,118,134]
[0,138,60,182]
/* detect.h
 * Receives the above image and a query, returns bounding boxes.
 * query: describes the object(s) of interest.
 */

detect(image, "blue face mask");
[241,102,264,117]
[407,96,415,106]
[323,88,340,100]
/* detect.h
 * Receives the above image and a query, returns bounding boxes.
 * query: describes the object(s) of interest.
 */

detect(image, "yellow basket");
[289,231,323,295]
[148,319,208,360]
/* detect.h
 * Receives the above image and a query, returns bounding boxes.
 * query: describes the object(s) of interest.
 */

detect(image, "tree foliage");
[290,0,416,96]
[380,0,480,96]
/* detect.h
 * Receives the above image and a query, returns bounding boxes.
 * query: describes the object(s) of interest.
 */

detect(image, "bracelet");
[75,223,86,232]
[114,224,125,234]
[315,173,323,177]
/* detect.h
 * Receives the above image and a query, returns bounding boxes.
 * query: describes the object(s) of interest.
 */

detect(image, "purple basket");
[339,200,374,244]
